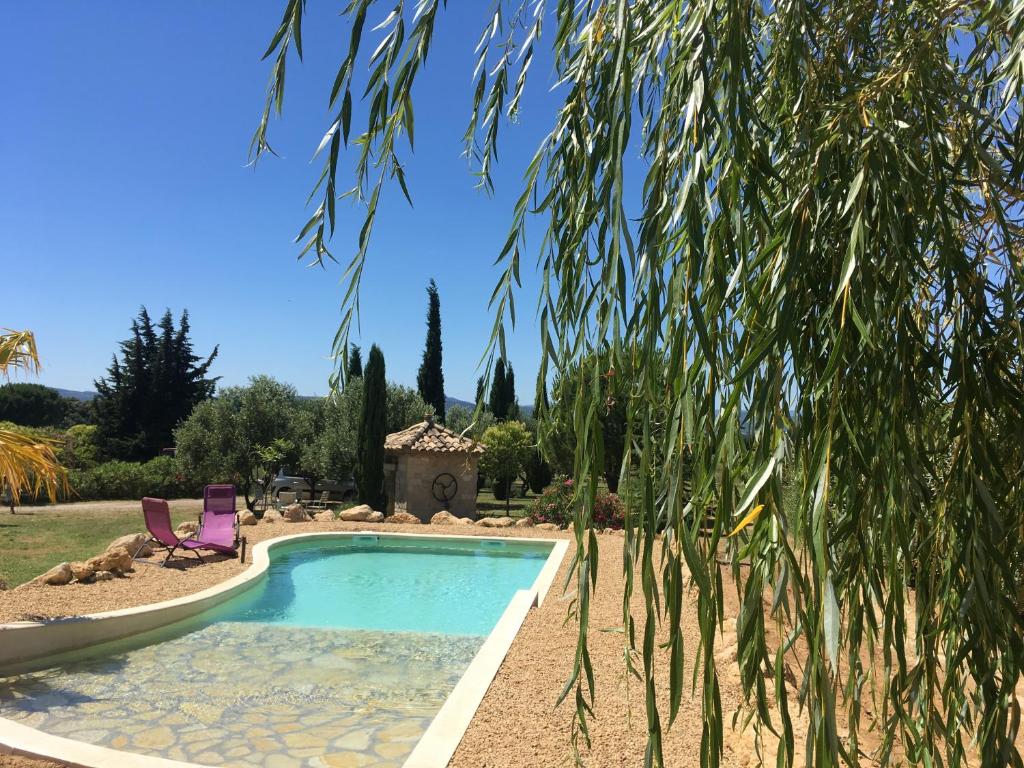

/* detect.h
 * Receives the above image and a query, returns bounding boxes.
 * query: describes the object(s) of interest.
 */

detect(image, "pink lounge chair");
[136,497,210,565]
[197,484,240,556]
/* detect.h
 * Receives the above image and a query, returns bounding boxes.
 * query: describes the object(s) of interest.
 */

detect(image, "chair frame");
[308,490,330,511]
[134,498,207,567]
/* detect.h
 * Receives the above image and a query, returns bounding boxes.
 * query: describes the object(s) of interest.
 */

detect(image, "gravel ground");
[2,519,1015,767]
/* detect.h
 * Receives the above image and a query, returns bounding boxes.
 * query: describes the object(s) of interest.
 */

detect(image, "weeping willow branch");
[256,2,1024,765]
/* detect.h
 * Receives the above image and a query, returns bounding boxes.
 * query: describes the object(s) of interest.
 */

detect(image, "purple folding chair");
[195,484,240,556]
[136,497,209,566]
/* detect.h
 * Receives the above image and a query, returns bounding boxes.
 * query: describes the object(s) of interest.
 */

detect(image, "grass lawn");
[0,500,200,587]
[475,486,537,517]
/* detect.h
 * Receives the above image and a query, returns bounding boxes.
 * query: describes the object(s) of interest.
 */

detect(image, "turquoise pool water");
[225,535,550,635]
[0,534,553,768]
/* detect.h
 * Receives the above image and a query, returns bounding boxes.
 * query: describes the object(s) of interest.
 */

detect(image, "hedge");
[66,456,206,501]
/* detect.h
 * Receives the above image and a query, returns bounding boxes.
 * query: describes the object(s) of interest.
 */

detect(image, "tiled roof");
[384,419,485,454]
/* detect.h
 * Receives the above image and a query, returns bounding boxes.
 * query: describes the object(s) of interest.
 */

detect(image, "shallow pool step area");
[0,622,483,767]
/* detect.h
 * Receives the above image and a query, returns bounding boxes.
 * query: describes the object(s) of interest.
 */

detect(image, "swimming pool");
[0,533,560,768]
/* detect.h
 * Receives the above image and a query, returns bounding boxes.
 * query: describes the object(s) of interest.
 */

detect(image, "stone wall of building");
[392,452,479,521]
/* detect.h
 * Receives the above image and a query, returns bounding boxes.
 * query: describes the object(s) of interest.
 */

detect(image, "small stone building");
[384,416,484,521]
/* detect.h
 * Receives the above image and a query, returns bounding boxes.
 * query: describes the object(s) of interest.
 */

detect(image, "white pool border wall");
[0,529,569,768]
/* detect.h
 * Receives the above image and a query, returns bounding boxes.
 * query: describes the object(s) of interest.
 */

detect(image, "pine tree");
[355,344,387,509]
[93,307,218,461]
[347,344,362,378]
[415,279,445,422]
[488,359,507,418]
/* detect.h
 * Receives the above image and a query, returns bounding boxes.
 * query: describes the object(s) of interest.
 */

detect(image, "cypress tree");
[488,359,507,418]
[415,279,445,421]
[503,363,519,420]
[355,344,387,509]
[348,344,363,378]
[476,376,486,406]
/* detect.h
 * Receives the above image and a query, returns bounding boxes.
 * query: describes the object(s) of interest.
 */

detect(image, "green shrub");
[61,424,99,469]
[67,457,205,501]
[523,448,553,493]
[492,478,511,500]
[527,477,574,526]
[527,477,624,529]
[592,492,625,529]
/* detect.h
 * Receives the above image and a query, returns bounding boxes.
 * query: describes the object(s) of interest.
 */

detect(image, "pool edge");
[0,530,569,768]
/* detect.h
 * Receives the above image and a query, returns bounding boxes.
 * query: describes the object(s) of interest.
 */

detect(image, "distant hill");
[445,396,475,411]
[445,396,533,417]
[51,389,533,413]
[53,388,96,401]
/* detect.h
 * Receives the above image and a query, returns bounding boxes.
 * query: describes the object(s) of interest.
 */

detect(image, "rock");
[107,532,151,558]
[338,504,375,522]
[69,561,96,583]
[87,546,134,575]
[93,570,115,582]
[33,562,74,586]
[535,522,560,531]
[514,517,534,528]
[0,579,6,590]
[175,520,199,536]
[262,510,282,523]
[475,516,516,528]
[238,510,257,526]
[283,503,311,523]
[430,510,457,525]
[313,511,335,522]
[384,511,421,525]
[367,510,384,523]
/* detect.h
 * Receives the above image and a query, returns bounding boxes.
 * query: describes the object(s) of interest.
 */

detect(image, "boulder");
[339,504,375,522]
[367,510,385,523]
[430,510,457,525]
[535,522,560,531]
[69,561,96,583]
[283,503,311,523]
[514,517,534,528]
[238,510,257,526]
[175,520,200,537]
[384,511,421,525]
[87,546,134,575]
[33,562,74,586]
[475,516,516,528]
[313,511,335,522]
[107,532,151,558]
[93,570,115,582]
[262,510,282,523]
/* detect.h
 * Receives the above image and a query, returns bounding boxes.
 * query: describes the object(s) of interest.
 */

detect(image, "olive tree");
[175,376,300,511]
[252,5,1024,767]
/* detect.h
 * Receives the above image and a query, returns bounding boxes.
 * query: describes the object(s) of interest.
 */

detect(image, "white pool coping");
[0,530,568,768]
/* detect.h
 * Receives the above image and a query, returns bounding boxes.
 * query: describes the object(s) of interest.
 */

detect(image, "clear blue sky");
[1,3,563,401]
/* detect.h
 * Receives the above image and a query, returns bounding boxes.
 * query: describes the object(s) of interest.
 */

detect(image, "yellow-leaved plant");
[0,329,67,509]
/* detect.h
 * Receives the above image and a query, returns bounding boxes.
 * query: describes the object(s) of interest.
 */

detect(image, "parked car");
[269,471,356,502]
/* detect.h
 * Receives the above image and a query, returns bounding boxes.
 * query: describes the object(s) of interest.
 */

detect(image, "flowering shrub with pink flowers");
[527,476,624,529]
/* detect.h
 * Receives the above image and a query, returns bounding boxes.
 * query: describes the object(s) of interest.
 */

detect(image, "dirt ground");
[1,518,1018,767]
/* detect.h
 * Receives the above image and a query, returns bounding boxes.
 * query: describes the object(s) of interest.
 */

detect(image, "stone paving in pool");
[0,622,483,767]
